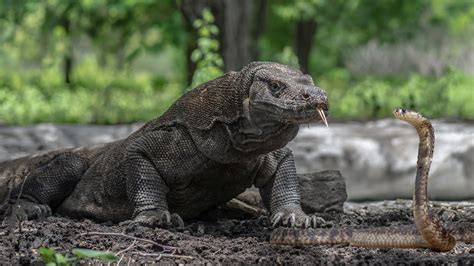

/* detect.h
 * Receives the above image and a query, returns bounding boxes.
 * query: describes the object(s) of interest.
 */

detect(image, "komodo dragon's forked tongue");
[316,108,328,127]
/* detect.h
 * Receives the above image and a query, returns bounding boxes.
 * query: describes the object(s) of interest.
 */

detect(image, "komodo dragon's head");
[152,62,328,136]
[243,62,329,127]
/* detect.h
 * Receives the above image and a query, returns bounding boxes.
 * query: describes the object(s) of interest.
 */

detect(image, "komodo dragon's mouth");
[277,106,329,126]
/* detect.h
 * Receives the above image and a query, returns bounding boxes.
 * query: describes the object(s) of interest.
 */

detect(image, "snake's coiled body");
[270,108,474,251]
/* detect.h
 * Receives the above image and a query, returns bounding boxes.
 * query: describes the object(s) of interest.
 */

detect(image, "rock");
[289,119,474,200]
[227,171,347,216]
[224,197,268,217]
[234,187,263,208]
[299,170,347,213]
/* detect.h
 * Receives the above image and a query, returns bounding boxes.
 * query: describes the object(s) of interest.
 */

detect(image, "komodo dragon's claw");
[270,207,326,229]
[271,212,283,227]
[311,215,325,228]
[170,213,185,228]
[8,199,52,221]
[133,210,184,228]
[282,213,296,227]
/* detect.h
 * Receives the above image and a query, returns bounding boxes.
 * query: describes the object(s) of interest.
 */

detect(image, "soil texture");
[1,200,473,265]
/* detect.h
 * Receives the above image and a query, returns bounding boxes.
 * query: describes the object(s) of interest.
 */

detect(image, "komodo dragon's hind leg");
[7,152,88,221]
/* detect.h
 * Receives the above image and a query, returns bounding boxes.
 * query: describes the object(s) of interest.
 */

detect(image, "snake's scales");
[270,108,474,251]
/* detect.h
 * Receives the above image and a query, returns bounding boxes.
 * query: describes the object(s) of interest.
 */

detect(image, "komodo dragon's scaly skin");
[0,62,329,228]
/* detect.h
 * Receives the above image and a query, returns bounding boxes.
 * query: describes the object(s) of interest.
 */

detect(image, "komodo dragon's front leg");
[125,131,186,228]
[257,148,324,228]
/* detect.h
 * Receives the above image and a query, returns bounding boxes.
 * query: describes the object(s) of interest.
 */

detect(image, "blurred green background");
[0,0,473,125]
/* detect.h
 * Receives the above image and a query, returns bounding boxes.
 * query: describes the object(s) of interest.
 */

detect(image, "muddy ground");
[1,200,473,265]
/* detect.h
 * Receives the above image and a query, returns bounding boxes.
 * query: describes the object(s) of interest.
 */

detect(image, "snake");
[270,108,474,251]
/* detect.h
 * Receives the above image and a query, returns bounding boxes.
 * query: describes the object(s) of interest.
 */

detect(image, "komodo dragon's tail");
[0,153,60,211]
[0,144,109,210]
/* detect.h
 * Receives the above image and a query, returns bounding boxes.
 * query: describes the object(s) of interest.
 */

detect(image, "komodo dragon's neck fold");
[227,98,300,155]
[137,62,270,135]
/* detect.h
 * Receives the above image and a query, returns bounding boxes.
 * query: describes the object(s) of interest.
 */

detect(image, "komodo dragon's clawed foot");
[270,207,325,228]
[132,210,184,228]
[8,199,52,221]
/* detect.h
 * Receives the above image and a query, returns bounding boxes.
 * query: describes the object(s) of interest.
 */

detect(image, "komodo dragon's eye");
[268,81,285,96]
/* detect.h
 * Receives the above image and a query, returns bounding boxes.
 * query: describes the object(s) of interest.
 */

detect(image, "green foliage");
[190,8,224,89]
[1,64,469,124]
[321,70,474,119]
[430,0,474,34]
[274,46,300,69]
[0,0,184,71]
[39,247,73,266]
[0,59,182,125]
[71,248,118,261]
[38,247,117,266]
[0,0,472,124]
[263,0,474,75]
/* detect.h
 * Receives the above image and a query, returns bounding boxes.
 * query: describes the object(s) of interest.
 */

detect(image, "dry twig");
[115,239,137,265]
[77,231,177,252]
[132,251,194,260]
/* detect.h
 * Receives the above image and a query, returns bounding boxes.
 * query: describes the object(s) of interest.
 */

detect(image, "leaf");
[209,25,219,35]
[72,248,118,261]
[54,253,68,265]
[198,27,211,38]
[126,48,142,63]
[202,8,214,23]
[191,50,202,63]
[193,19,203,29]
[38,247,57,264]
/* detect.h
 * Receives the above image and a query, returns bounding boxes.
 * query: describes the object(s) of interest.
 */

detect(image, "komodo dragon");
[0,62,329,228]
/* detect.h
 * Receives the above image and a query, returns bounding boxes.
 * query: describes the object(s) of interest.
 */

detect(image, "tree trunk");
[218,0,253,72]
[180,0,208,85]
[62,17,73,84]
[116,33,127,71]
[184,39,197,86]
[251,0,267,60]
[294,19,317,74]
[64,52,73,84]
